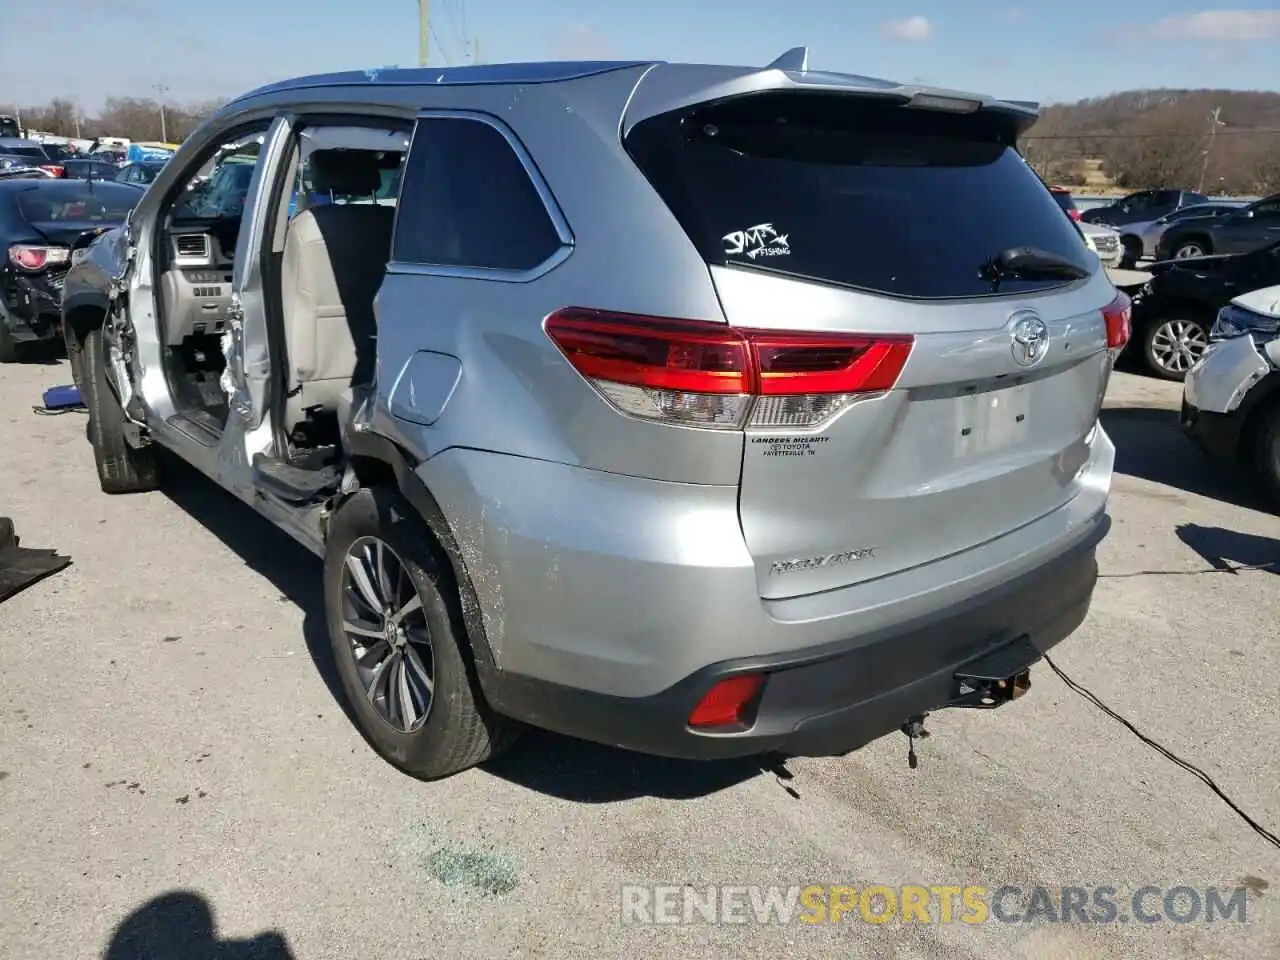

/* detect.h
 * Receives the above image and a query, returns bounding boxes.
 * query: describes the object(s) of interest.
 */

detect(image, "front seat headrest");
[309,149,381,196]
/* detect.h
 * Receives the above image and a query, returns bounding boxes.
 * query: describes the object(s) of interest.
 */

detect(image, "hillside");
[1020,89,1280,195]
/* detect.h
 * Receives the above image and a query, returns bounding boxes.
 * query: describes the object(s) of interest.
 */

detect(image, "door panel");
[224,115,293,432]
[214,116,294,496]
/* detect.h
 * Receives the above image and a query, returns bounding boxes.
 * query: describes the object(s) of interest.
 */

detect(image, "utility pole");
[472,36,480,64]
[154,83,169,143]
[418,0,429,66]
[1197,106,1223,194]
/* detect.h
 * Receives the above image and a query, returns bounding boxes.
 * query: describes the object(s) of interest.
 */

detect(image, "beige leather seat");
[280,149,394,432]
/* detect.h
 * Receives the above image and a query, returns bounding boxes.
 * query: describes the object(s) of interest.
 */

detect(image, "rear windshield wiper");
[980,246,1090,289]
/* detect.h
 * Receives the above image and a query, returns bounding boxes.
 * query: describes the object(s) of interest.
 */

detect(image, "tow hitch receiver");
[950,635,1039,709]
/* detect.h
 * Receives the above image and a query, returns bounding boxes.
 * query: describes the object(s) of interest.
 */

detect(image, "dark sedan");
[114,161,167,186]
[62,158,127,181]
[0,179,142,361]
[1156,193,1280,260]
[1082,188,1209,229]
[1128,239,1280,380]
[0,138,63,178]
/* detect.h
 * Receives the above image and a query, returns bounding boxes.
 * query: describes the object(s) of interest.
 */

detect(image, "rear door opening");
[624,90,1119,599]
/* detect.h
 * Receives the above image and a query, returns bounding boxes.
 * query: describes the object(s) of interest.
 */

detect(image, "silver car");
[1122,202,1244,262]
[1182,284,1280,505]
[61,51,1123,779]
[1080,221,1124,268]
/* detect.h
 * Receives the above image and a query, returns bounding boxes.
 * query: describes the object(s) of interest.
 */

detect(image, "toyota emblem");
[1010,313,1050,367]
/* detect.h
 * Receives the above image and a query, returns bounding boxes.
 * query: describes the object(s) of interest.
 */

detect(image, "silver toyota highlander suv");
[61,50,1127,779]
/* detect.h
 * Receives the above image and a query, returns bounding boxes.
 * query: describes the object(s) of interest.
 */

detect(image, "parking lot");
[1,357,1278,959]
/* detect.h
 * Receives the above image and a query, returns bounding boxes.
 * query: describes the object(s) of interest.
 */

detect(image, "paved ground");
[1,357,1278,960]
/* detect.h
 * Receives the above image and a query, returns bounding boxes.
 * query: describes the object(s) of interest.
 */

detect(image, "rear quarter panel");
[374,69,748,486]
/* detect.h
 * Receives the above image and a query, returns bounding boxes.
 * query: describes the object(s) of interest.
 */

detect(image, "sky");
[0,0,1277,112]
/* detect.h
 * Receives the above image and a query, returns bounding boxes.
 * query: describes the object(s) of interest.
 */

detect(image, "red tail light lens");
[750,331,914,396]
[1102,291,1131,350]
[1068,209,1082,222]
[7,244,69,271]
[542,311,750,394]
[544,308,914,430]
[688,674,764,729]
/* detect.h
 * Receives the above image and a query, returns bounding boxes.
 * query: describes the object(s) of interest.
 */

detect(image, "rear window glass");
[625,93,1092,299]
[15,182,141,222]
[5,145,48,160]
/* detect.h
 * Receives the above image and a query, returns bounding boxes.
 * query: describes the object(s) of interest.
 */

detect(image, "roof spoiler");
[766,46,809,73]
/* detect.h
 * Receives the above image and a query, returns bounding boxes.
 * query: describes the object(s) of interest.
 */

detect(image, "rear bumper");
[1181,336,1280,460]
[1180,400,1241,460]
[483,512,1109,760]
[2,275,63,342]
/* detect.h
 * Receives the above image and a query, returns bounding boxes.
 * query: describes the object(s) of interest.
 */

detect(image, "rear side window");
[393,116,562,271]
[1050,189,1078,216]
[625,93,1091,299]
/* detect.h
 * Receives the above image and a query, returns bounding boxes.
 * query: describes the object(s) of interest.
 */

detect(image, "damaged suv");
[62,51,1124,779]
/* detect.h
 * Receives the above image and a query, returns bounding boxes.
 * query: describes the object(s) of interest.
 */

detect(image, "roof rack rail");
[766,46,809,73]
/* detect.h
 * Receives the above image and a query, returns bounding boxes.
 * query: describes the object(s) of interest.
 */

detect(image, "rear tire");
[1141,314,1209,382]
[82,326,161,494]
[0,324,21,363]
[323,487,520,780]
[1119,235,1142,269]
[1172,236,1212,259]
[1253,405,1280,509]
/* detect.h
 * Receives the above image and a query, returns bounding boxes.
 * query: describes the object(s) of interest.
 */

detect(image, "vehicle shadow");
[103,890,294,959]
[157,455,352,728]
[158,456,771,801]
[1100,406,1272,512]
[1175,523,1280,575]
[481,730,784,803]
[14,339,65,365]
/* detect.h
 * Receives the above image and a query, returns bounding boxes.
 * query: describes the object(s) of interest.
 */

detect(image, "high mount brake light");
[544,308,913,430]
[1102,291,1132,351]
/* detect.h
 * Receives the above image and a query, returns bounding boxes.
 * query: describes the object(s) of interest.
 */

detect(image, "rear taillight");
[1103,291,1131,350]
[688,674,764,729]
[39,164,64,178]
[1068,209,1082,222]
[543,308,913,430]
[8,245,70,271]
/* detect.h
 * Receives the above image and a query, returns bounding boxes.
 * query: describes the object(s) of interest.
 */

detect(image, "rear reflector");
[1102,291,1131,350]
[544,308,913,430]
[688,674,765,729]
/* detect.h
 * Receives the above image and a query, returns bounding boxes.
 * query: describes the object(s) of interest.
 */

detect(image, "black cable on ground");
[1043,654,1280,851]
[1099,562,1276,578]
[31,406,87,416]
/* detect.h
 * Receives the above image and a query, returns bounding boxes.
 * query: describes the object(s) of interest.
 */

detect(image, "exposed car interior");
[153,122,408,468]
[154,136,265,431]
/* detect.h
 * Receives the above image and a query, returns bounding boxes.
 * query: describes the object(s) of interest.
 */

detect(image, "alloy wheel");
[340,536,436,733]
[1150,319,1209,375]
[1174,242,1205,259]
